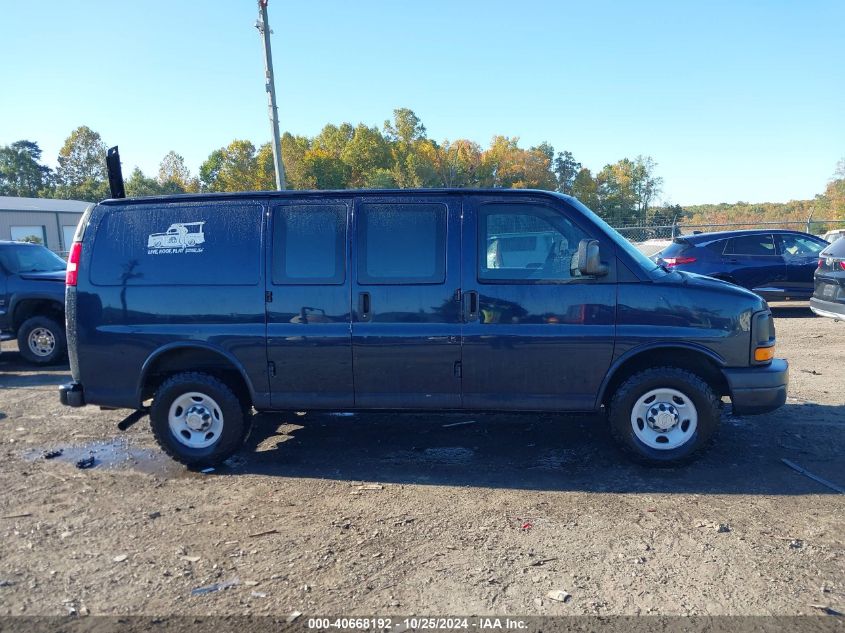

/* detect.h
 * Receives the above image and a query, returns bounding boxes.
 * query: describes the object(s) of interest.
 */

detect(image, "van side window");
[357,203,446,284]
[724,235,776,256]
[272,204,347,284]
[90,202,261,286]
[478,203,591,283]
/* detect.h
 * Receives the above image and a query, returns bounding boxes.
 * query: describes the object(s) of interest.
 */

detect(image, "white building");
[0,196,90,254]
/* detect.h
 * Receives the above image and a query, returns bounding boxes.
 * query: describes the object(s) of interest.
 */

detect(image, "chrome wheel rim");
[168,392,224,449]
[630,387,698,450]
[28,327,56,357]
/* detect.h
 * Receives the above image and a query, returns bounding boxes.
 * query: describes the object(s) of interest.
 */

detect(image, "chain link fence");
[614,218,845,256]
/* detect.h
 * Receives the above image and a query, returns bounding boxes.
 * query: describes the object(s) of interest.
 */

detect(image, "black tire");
[17,316,67,365]
[608,366,720,466]
[149,372,250,468]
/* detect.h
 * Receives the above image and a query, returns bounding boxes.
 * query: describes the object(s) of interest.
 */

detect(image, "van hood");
[18,270,66,282]
[659,269,767,308]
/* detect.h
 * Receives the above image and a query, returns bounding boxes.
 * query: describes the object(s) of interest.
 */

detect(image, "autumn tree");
[478,136,556,190]
[823,157,845,219]
[158,151,198,193]
[429,139,483,188]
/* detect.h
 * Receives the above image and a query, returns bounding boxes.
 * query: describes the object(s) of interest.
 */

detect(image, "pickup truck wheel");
[608,367,720,466]
[150,372,249,468]
[17,316,66,365]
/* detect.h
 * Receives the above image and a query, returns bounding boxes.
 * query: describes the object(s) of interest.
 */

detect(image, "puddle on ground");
[22,438,189,478]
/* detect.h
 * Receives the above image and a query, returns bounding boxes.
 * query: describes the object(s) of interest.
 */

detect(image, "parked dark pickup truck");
[0,241,67,364]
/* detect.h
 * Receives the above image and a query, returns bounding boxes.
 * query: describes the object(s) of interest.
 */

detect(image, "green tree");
[0,140,52,197]
[363,168,397,189]
[341,124,391,188]
[383,108,439,188]
[593,156,662,225]
[313,123,354,158]
[553,150,581,195]
[571,168,599,210]
[158,151,198,193]
[54,126,109,201]
[301,148,349,189]
[255,142,279,191]
[199,140,258,192]
[280,133,312,189]
[125,167,163,197]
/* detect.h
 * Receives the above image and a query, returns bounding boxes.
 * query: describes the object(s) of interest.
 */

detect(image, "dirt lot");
[0,306,842,617]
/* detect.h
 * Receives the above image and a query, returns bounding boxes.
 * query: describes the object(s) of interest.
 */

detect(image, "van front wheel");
[608,367,720,465]
[150,372,249,468]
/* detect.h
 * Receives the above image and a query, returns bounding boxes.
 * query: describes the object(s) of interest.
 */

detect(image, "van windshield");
[566,198,661,273]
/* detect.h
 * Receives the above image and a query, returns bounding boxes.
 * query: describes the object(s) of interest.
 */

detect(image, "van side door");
[266,198,354,408]
[351,195,462,408]
[461,195,616,410]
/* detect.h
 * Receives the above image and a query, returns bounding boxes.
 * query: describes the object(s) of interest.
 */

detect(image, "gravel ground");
[0,305,842,617]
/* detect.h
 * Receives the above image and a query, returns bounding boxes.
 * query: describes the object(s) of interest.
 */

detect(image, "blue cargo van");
[59,190,788,467]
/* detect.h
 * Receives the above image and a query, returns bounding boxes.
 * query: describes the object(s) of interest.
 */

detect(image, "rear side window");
[357,202,446,284]
[90,202,262,286]
[658,241,690,258]
[725,235,776,256]
[780,234,825,257]
[272,204,347,284]
[822,236,845,257]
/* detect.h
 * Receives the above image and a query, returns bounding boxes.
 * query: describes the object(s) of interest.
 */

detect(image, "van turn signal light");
[754,346,775,362]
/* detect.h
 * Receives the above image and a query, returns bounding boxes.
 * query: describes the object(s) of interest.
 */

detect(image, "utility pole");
[256,0,286,190]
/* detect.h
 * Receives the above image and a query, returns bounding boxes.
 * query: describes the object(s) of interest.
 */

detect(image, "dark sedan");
[653,229,829,301]
[810,236,845,319]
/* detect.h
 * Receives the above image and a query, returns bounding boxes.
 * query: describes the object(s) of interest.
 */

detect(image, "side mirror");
[577,239,609,277]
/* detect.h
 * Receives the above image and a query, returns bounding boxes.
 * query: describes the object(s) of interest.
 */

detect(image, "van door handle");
[464,291,479,322]
[358,292,371,322]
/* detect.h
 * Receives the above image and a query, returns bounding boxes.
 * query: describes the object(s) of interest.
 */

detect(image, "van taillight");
[66,242,81,286]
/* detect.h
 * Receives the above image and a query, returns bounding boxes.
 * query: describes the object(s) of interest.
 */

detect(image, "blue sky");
[1,0,843,205]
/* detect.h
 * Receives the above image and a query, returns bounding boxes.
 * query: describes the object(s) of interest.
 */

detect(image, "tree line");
[1,108,842,228]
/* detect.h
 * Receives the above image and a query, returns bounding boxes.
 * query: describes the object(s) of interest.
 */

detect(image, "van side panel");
[460,195,617,411]
[350,195,463,408]
[74,201,268,409]
[265,198,354,409]
[615,276,760,368]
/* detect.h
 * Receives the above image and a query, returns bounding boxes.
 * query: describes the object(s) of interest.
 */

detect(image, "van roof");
[99,189,574,206]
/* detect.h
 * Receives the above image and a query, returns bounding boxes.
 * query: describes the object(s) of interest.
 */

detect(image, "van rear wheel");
[150,372,249,468]
[608,367,720,465]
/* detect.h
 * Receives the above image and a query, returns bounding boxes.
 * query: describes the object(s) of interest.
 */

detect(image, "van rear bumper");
[59,382,86,408]
[722,359,788,415]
